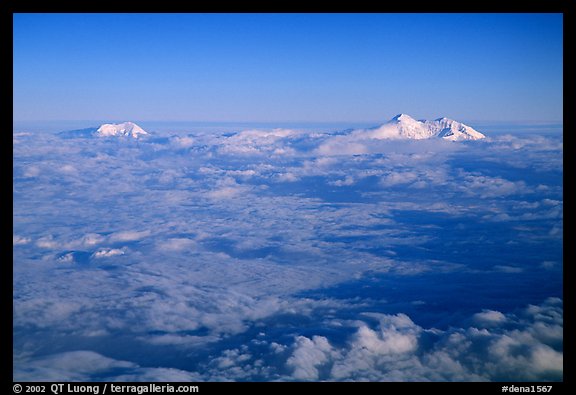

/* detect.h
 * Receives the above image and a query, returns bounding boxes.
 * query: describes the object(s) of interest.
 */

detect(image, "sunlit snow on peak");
[95,122,148,138]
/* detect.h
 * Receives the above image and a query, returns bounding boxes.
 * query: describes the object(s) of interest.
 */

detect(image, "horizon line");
[13,118,565,125]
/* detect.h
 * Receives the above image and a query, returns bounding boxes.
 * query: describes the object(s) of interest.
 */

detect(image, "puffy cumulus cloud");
[283,299,562,381]
[353,313,420,355]
[234,129,298,140]
[91,248,126,259]
[524,298,563,348]
[217,128,301,156]
[287,336,335,380]
[473,310,507,326]
[315,131,462,157]
[524,298,562,330]
[205,345,263,380]
[35,235,58,249]
[329,313,421,381]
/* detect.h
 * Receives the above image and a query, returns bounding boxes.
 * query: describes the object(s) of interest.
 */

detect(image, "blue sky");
[13,13,563,123]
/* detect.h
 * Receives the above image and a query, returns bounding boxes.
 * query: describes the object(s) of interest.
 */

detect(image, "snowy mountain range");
[359,114,485,141]
[57,116,484,144]
[95,122,148,138]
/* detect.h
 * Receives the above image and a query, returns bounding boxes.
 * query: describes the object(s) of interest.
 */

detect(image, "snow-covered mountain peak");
[362,114,485,141]
[95,122,148,138]
[391,113,417,122]
[424,117,485,141]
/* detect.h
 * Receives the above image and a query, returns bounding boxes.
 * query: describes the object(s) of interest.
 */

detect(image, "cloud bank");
[13,123,562,381]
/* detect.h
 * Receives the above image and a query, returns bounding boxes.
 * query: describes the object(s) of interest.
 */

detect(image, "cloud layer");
[13,123,563,381]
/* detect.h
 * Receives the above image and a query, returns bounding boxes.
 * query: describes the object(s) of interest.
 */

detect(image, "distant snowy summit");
[363,114,485,141]
[95,122,148,138]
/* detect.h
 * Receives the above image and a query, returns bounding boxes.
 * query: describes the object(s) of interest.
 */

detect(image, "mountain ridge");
[363,114,485,141]
[95,122,148,138]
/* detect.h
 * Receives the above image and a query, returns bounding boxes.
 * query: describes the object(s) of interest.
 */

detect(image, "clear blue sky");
[13,13,563,123]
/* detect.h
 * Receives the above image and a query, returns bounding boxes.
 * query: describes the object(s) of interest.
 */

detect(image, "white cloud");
[207,186,243,199]
[30,350,135,373]
[316,139,368,156]
[23,165,40,178]
[156,238,196,252]
[461,173,527,198]
[13,132,31,145]
[59,164,77,174]
[113,367,203,382]
[273,147,296,156]
[227,169,258,178]
[13,350,207,382]
[14,299,83,328]
[92,248,126,259]
[206,177,252,200]
[142,334,220,347]
[329,176,355,186]
[171,136,195,148]
[380,172,420,187]
[355,313,420,353]
[108,230,151,243]
[473,310,507,325]
[493,265,523,273]
[57,252,75,263]
[36,236,58,249]
[287,336,334,380]
[13,235,31,245]
[277,172,300,182]
[284,300,562,381]
[270,342,288,354]
[13,126,563,382]
[81,233,106,246]
[217,128,300,156]
[540,261,557,270]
